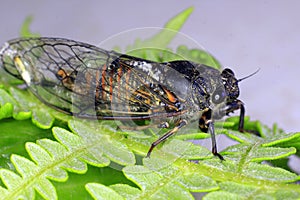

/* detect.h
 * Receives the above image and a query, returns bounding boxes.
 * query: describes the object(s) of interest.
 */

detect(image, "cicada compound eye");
[222,68,235,76]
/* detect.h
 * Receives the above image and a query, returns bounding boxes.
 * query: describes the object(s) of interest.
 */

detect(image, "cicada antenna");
[238,68,260,82]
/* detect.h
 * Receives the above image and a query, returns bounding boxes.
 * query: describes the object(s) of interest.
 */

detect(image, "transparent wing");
[0,37,184,119]
[0,38,114,117]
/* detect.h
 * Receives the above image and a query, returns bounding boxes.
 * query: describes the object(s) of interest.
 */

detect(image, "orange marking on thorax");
[164,89,177,103]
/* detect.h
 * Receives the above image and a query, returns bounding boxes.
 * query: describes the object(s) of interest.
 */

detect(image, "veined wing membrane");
[0,37,185,120]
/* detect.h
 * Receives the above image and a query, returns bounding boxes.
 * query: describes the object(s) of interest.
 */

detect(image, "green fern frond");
[20,15,40,38]
[0,124,115,199]
[0,114,300,199]
[84,146,300,199]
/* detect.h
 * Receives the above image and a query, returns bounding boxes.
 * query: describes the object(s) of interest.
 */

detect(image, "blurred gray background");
[0,2,299,148]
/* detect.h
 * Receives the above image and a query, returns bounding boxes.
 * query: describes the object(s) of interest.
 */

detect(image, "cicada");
[0,37,256,160]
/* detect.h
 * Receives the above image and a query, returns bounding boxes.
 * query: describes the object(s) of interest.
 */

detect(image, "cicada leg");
[226,100,260,136]
[199,109,224,160]
[146,119,187,158]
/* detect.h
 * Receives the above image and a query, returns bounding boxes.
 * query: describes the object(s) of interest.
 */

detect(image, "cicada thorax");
[165,61,228,111]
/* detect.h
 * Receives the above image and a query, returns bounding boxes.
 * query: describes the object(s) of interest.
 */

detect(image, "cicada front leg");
[199,108,224,160]
[225,100,260,136]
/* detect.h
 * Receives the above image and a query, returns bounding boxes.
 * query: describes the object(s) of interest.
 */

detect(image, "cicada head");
[220,68,240,101]
[219,68,260,103]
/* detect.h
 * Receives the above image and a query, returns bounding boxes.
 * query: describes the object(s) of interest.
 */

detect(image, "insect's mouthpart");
[237,68,260,82]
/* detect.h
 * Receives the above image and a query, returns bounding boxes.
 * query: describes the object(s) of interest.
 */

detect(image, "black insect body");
[0,37,250,160]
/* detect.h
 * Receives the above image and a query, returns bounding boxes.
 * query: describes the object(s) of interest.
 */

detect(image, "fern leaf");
[223,143,297,161]
[68,120,135,165]
[125,7,194,56]
[9,87,55,129]
[85,154,300,199]
[85,183,124,200]
[205,181,300,199]
[1,155,56,200]
[19,15,40,38]
[0,88,26,120]
[160,139,213,159]
[0,169,35,199]
[122,165,196,200]
[109,184,142,199]
[0,125,113,199]
[1,117,300,199]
